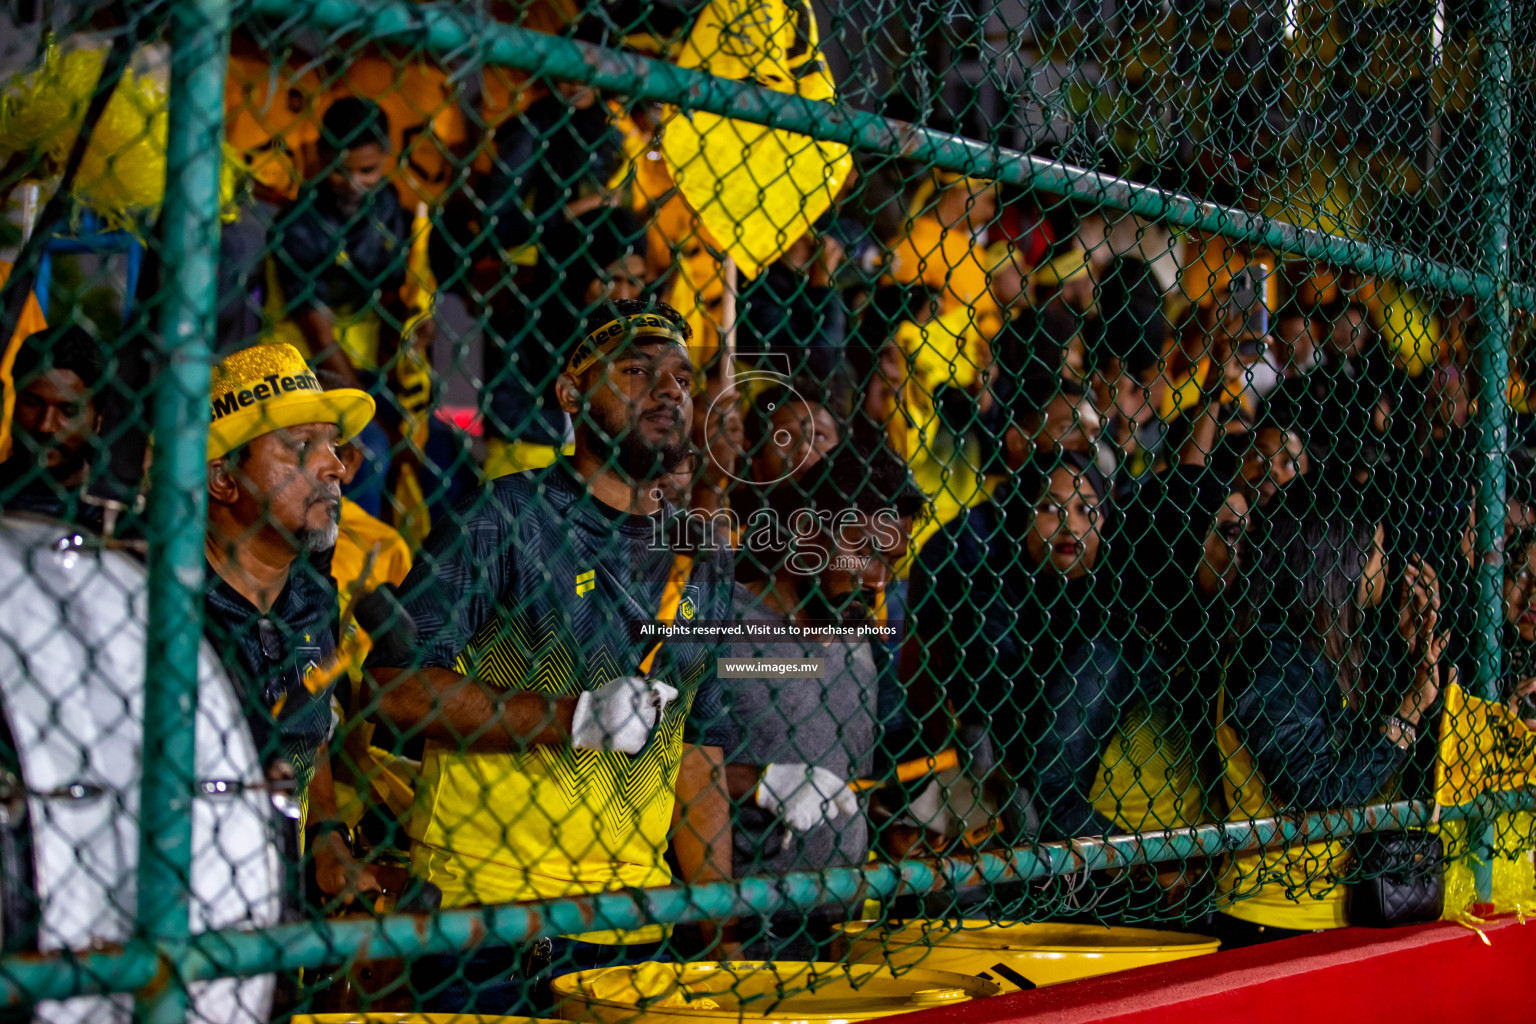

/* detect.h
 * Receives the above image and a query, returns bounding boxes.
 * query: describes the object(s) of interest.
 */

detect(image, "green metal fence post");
[1469,0,1515,905]
[133,0,230,1020]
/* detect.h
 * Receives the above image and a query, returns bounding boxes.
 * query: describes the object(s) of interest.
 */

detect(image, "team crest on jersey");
[679,584,700,620]
[299,632,321,668]
[576,569,596,597]
[297,636,323,693]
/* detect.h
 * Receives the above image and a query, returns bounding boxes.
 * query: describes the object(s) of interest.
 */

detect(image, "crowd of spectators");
[7,55,1536,1015]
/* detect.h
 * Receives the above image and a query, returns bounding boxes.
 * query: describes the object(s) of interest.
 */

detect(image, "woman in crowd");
[1501,532,1536,681]
[1444,529,1536,719]
[1083,466,1248,840]
[1212,480,1443,945]
[1026,315,1241,842]
[908,448,1112,842]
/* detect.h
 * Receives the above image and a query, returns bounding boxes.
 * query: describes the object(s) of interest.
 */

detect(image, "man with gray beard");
[201,341,379,899]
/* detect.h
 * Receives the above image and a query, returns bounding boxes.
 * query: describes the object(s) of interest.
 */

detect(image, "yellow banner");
[1435,682,1536,806]
[662,0,853,278]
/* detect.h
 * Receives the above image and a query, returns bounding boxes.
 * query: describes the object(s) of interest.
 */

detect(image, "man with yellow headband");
[201,342,382,902]
[365,298,734,1014]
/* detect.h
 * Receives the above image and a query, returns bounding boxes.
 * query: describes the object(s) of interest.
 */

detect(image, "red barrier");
[888,915,1536,1024]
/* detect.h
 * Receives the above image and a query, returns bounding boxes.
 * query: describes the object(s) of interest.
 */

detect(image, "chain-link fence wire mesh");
[1,0,1535,1018]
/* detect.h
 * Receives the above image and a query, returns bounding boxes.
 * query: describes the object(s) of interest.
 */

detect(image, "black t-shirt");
[464,95,627,445]
[367,465,732,744]
[272,183,411,318]
[202,560,339,791]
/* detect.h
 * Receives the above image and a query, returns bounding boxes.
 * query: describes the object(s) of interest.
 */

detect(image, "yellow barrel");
[834,920,1220,991]
[294,1017,564,1023]
[551,961,1000,1024]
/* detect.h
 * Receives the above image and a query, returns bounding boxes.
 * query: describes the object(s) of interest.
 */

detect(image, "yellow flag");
[0,260,49,465]
[1434,681,1536,806]
[662,0,853,278]
[385,202,437,551]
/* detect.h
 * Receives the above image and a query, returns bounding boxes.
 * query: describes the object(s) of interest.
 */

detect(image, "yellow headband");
[566,313,685,375]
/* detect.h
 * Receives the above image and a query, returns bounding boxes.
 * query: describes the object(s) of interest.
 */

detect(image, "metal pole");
[134,0,230,1020]
[244,0,1529,311]
[1469,0,1514,904]
[11,793,1534,1005]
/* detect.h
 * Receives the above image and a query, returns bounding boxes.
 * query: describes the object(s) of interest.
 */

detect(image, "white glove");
[898,778,953,835]
[756,763,858,832]
[570,676,679,754]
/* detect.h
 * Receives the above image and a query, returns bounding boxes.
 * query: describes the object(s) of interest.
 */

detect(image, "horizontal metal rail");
[0,4,1524,1012]
[3,792,1528,1006]
[249,0,1532,310]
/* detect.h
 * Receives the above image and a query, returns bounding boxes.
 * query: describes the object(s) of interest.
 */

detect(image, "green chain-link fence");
[0,0,1534,1019]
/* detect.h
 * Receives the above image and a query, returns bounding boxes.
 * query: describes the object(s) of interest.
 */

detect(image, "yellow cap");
[207,343,375,459]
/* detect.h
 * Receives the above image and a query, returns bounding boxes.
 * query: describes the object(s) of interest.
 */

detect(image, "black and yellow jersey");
[368,466,732,942]
[202,559,337,799]
[1090,696,1204,834]
[267,181,413,371]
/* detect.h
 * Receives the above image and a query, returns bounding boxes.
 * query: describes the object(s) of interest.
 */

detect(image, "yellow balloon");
[73,67,168,223]
[1,46,179,227]
[0,46,104,160]
[1373,279,1442,378]
[662,110,850,278]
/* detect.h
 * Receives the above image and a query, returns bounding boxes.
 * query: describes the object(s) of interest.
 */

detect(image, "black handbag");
[1350,828,1445,927]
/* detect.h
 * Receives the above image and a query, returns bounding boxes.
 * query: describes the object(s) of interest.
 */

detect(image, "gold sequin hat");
[207,343,375,459]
